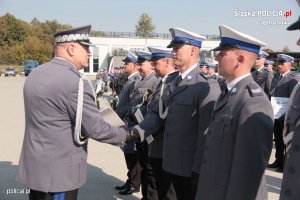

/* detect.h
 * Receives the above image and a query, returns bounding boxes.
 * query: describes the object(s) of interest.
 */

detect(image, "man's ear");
[66,44,75,56]
[165,58,170,66]
[237,55,244,63]
[190,46,197,56]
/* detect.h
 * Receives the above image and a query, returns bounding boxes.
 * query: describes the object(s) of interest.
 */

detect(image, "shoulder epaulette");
[133,75,141,80]
[247,82,263,97]
[199,72,208,80]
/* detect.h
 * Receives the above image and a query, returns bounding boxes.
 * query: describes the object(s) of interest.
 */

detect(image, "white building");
[85,34,220,75]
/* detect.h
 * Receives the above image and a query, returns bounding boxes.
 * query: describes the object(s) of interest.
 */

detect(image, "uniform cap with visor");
[211,25,266,54]
[167,27,206,48]
[54,25,94,46]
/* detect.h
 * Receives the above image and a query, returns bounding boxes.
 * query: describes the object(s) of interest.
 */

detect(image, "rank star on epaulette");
[247,82,263,97]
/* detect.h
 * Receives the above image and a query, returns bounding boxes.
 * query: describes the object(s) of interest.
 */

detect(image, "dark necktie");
[270,74,283,96]
[176,75,182,87]
[220,86,228,100]
[254,70,259,78]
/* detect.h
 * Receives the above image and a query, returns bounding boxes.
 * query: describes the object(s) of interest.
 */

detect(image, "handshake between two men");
[123,126,141,143]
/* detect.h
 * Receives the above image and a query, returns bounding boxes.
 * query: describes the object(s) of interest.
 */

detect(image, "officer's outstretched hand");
[122,126,141,143]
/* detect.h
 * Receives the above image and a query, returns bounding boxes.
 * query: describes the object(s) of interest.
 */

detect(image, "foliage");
[135,12,156,38]
[0,13,71,65]
[262,48,274,53]
[282,46,290,53]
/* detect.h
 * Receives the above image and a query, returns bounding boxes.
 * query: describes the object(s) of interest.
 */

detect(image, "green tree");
[0,13,31,47]
[135,12,156,38]
[0,13,71,65]
[262,48,274,53]
[282,46,290,52]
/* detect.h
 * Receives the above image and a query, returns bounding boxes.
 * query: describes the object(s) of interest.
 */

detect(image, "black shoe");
[119,186,139,195]
[115,182,129,190]
[267,161,282,168]
[276,167,283,173]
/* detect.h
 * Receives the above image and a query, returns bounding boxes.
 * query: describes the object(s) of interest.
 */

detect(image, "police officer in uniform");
[196,25,274,200]
[264,60,274,72]
[205,63,218,80]
[17,25,138,200]
[110,66,127,98]
[115,51,142,193]
[252,50,274,96]
[134,46,178,200]
[199,62,208,75]
[162,27,220,200]
[268,54,298,172]
[119,51,160,197]
[280,16,300,200]
[131,51,161,199]
[115,51,141,119]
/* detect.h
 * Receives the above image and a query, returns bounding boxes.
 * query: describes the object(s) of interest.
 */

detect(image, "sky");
[0,0,299,51]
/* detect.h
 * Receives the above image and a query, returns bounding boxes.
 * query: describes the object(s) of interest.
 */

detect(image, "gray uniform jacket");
[270,72,298,120]
[128,71,161,116]
[192,78,222,174]
[196,75,274,200]
[136,71,179,159]
[280,84,300,200]
[270,72,298,98]
[124,71,160,153]
[206,73,219,80]
[162,67,220,177]
[251,68,274,96]
[115,72,141,118]
[17,57,127,193]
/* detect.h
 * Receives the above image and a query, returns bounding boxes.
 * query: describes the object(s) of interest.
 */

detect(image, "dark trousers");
[29,189,78,200]
[137,141,158,200]
[273,119,285,165]
[151,158,177,200]
[123,120,142,190]
[169,173,196,200]
[124,152,142,190]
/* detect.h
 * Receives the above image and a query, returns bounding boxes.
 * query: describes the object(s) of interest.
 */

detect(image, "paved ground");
[0,76,282,200]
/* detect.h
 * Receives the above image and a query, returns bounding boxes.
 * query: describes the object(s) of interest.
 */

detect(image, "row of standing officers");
[113,23,295,199]
[16,16,300,200]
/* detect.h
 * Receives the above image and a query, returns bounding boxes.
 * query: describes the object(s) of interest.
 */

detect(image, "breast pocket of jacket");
[173,96,194,117]
[212,113,233,142]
